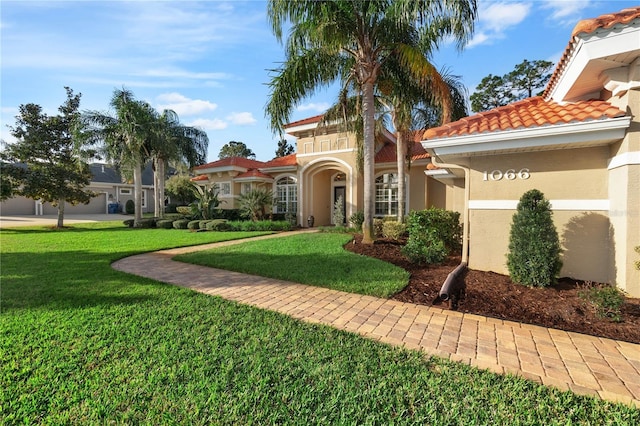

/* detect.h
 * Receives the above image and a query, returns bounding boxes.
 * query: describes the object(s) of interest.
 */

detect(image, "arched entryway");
[300,158,355,227]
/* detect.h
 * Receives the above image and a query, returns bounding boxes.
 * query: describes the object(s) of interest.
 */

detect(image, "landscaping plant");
[238,188,273,221]
[507,189,562,287]
[578,282,626,323]
[402,208,461,264]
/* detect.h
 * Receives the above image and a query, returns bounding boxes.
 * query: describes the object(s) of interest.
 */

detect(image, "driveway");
[0,214,132,228]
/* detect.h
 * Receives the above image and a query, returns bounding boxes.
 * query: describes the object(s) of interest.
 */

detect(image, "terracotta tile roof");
[375,140,430,163]
[262,153,297,168]
[284,114,324,128]
[235,169,274,180]
[422,97,625,140]
[544,6,640,98]
[194,156,265,170]
[572,6,640,37]
[190,175,209,182]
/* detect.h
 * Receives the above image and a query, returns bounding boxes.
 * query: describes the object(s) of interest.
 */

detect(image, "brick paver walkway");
[112,232,640,408]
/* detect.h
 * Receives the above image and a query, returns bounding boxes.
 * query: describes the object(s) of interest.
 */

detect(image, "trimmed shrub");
[156,219,174,229]
[382,221,406,241]
[199,220,212,230]
[176,206,191,216]
[349,210,364,232]
[173,219,190,229]
[123,219,134,228]
[206,219,232,231]
[579,283,626,322]
[137,218,155,228]
[507,189,562,287]
[125,199,135,215]
[402,229,448,265]
[405,208,461,253]
[187,220,201,230]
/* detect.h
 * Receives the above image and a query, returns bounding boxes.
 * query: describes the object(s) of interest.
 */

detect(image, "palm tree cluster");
[266,0,477,243]
[82,88,208,226]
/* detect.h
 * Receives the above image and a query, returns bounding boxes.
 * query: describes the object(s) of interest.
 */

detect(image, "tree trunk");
[361,81,376,244]
[153,157,165,219]
[57,197,65,228]
[395,128,406,224]
[133,160,143,227]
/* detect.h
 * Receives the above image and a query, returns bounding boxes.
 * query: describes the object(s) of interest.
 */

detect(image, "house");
[193,121,442,226]
[420,6,640,297]
[0,163,156,215]
[194,7,639,297]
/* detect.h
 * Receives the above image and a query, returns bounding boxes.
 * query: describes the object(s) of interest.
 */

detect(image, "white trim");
[119,188,132,195]
[320,139,330,152]
[469,199,610,211]
[608,151,640,170]
[298,148,355,157]
[422,117,630,157]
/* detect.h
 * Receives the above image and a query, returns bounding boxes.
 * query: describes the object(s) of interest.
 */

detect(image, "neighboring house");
[420,6,640,297]
[0,163,156,215]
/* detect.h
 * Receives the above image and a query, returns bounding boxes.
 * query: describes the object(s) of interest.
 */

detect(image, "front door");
[333,186,346,225]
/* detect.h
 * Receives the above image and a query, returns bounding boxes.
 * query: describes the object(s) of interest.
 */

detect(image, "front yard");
[1,223,638,424]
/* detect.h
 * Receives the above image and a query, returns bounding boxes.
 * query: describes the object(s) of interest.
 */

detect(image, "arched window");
[375,173,398,216]
[274,176,297,214]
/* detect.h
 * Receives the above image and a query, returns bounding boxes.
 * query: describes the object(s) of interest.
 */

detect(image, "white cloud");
[468,1,531,47]
[226,112,256,125]
[541,0,594,21]
[156,93,218,116]
[297,102,330,112]
[188,118,227,131]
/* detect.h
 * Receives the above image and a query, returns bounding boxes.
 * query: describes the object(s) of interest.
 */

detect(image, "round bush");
[123,219,134,228]
[125,199,135,215]
[137,218,155,228]
[157,219,174,229]
[187,220,201,230]
[173,219,190,229]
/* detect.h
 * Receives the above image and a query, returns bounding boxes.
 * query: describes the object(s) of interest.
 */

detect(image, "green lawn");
[1,223,638,424]
[175,233,409,298]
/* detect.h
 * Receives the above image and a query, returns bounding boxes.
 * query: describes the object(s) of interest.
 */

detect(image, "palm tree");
[83,88,155,227]
[147,109,208,218]
[266,0,476,243]
[380,66,469,222]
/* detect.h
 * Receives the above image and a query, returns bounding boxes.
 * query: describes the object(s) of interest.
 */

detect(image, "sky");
[2,0,638,163]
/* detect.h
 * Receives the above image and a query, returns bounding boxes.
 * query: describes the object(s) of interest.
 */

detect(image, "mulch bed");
[344,234,640,344]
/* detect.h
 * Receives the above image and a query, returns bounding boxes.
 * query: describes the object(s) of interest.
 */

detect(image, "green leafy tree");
[469,74,515,113]
[274,139,294,158]
[266,0,477,243]
[83,88,155,227]
[0,87,94,228]
[470,59,554,112]
[165,174,198,205]
[238,188,273,221]
[219,141,255,159]
[507,189,562,287]
[507,59,554,98]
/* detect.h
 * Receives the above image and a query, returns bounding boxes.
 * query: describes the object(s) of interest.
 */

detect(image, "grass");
[175,233,409,298]
[1,223,639,424]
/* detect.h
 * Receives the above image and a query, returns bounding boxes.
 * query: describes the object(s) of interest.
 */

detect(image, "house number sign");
[482,168,530,181]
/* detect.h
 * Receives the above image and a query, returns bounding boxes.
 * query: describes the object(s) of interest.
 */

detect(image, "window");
[219,182,231,196]
[119,188,132,195]
[242,183,252,194]
[375,173,398,216]
[274,176,297,214]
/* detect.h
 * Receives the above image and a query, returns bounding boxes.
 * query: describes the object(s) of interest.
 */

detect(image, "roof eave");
[422,116,631,158]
